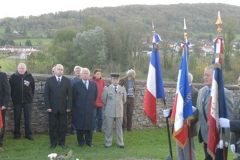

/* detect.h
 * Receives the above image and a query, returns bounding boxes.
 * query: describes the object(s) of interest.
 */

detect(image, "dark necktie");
[58,78,61,85]
[114,86,117,93]
[85,81,88,90]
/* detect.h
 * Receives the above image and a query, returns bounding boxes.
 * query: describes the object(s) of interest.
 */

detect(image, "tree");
[25,40,32,46]
[223,18,237,71]
[73,26,107,70]
[47,28,78,73]
[5,26,11,34]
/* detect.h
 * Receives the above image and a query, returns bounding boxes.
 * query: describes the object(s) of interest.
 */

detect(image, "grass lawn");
[0,128,237,160]
[14,38,52,46]
[0,57,20,72]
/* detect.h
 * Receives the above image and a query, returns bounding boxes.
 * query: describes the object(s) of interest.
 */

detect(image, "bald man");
[44,64,72,149]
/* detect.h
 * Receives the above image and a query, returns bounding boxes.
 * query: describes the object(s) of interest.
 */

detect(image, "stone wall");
[4,73,240,135]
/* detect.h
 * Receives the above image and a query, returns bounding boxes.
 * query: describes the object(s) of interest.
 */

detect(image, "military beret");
[111,73,119,78]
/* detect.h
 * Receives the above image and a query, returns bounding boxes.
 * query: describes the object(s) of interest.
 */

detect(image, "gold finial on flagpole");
[215,11,223,35]
[152,21,158,52]
[184,18,188,43]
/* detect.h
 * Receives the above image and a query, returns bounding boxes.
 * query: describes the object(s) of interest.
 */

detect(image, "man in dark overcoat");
[44,64,72,149]
[72,68,98,147]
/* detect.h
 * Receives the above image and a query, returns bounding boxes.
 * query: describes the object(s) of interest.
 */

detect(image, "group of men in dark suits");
[44,64,98,149]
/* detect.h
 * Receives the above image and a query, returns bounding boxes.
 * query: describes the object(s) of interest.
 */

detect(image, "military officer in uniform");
[102,73,126,148]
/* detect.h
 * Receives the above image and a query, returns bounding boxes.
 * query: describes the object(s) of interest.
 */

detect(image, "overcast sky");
[1,0,240,19]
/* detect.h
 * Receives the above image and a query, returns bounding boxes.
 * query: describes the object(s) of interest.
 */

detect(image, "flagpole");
[215,11,227,160]
[183,18,192,160]
[151,21,173,160]
[164,99,173,159]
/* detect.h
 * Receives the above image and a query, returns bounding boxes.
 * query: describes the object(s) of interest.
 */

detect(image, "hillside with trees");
[0,3,240,84]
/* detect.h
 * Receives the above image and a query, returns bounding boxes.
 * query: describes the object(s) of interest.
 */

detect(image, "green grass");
[14,38,52,46]
[0,57,20,72]
[0,128,237,160]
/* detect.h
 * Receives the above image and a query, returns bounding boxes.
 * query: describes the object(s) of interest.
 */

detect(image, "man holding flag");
[195,66,233,160]
[164,72,198,160]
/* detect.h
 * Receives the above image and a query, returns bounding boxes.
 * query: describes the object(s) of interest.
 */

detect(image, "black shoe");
[13,136,20,140]
[50,144,56,149]
[59,144,67,149]
[118,145,125,148]
[127,129,132,131]
[105,146,110,148]
[25,136,34,141]
[78,144,83,147]
[87,143,93,148]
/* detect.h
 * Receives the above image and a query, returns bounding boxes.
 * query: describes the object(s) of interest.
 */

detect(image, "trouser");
[122,98,134,130]
[48,112,67,145]
[71,109,76,133]
[176,137,196,160]
[203,143,228,160]
[77,130,92,145]
[105,116,124,147]
[13,103,32,138]
[0,110,6,147]
[93,107,103,131]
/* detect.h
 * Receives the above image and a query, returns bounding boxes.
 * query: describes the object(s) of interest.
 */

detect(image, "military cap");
[111,73,119,78]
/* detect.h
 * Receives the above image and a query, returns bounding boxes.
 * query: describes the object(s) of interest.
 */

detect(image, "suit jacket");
[102,84,126,118]
[119,76,136,98]
[44,76,72,114]
[230,97,240,145]
[189,85,198,137]
[72,80,98,130]
[0,72,10,108]
[196,86,233,143]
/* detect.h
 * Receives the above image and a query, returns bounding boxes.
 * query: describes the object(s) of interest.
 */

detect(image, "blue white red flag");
[143,33,165,124]
[207,36,227,159]
[171,42,193,148]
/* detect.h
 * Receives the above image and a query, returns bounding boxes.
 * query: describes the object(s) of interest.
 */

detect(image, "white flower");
[48,153,57,160]
[76,159,79,160]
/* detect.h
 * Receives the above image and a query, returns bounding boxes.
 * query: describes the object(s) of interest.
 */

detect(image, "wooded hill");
[0,3,240,41]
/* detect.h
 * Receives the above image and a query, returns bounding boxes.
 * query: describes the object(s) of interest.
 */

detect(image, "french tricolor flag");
[207,36,227,159]
[171,42,193,148]
[143,33,165,124]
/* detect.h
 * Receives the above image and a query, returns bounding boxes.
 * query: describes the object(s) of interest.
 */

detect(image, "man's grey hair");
[80,68,90,74]
[74,66,82,72]
[18,63,27,69]
[126,69,136,77]
[188,72,193,84]
[204,66,214,72]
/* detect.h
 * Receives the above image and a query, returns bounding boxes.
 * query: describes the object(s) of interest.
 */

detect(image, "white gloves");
[231,144,236,154]
[163,109,170,118]
[217,140,228,149]
[192,106,196,112]
[219,118,230,128]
